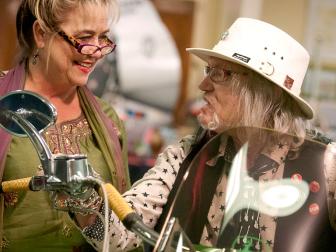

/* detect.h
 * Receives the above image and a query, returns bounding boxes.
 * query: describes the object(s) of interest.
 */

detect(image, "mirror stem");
[4,109,52,172]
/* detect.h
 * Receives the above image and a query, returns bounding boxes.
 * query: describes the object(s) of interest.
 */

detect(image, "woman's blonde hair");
[16,0,119,61]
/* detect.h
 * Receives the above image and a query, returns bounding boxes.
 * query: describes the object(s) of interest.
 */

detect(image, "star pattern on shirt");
[205,234,213,241]
[158,177,165,185]
[266,240,273,246]
[83,134,297,252]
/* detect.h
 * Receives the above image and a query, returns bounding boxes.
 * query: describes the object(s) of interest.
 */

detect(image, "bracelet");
[53,189,102,215]
[82,203,111,241]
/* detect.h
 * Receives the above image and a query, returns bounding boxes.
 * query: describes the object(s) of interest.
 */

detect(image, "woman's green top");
[2,106,124,251]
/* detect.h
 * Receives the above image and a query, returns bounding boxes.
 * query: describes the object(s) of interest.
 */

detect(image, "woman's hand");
[51,188,103,228]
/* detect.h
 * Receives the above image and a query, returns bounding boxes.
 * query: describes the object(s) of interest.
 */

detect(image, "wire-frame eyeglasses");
[204,66,247,83]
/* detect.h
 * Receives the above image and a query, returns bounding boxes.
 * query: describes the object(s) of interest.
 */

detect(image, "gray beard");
[197,112,220,131]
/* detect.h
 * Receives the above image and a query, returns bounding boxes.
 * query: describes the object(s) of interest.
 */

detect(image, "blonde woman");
[0,0,131,251]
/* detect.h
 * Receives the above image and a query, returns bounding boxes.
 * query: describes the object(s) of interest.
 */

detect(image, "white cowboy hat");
[187,17,314,119]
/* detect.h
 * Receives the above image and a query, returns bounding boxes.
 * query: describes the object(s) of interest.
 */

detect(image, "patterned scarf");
[0,63,129,192]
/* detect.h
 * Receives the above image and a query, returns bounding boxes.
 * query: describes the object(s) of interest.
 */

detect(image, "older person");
[0,0,131,251]
[77,17,336,252]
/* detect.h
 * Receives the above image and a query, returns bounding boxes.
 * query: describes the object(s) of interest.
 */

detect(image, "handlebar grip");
[102,183,134,221]
[1,177,31,193]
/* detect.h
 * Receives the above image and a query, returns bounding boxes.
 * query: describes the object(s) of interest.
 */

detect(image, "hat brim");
[187,47,314,119]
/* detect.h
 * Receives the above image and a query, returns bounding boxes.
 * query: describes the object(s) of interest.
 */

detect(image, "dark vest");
[155,131,336,251]
[274,140,336,251]
[154,128,211,234]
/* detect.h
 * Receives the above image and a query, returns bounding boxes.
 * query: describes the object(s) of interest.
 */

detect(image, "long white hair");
[231,69,311,140]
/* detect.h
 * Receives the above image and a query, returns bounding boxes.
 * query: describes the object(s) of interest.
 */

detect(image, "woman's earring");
[32,50,39,65]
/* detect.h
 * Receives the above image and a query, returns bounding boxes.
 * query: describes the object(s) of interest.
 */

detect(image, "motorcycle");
[1,90,335,252]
